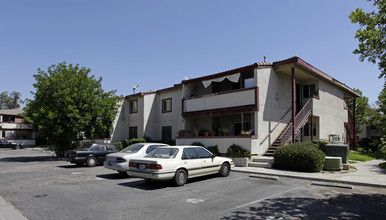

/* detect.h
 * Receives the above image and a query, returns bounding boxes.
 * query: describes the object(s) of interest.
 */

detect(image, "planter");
[232,157,250,167]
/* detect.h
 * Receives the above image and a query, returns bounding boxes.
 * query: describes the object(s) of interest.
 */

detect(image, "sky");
[1,0,384,106]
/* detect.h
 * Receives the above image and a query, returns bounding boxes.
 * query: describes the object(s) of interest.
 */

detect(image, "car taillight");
[70,153,78,157]
[147,164,163,169]
[116,158,126,162]
[129,162,136,167]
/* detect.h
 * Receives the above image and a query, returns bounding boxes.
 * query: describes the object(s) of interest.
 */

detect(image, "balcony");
[0,123,33,130]
[182,87,258,117]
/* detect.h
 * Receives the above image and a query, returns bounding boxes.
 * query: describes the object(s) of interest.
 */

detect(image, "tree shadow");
[222,193,386,219]
[0,156,60,163]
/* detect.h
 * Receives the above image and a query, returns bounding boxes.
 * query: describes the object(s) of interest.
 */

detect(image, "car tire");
[219,163,230,177]
[173,169,187,186]
[86,157,97,167]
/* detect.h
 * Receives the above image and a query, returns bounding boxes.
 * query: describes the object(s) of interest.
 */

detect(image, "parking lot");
[1,148,386,220]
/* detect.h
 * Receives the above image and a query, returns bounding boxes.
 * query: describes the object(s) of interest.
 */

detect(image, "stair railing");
[279,98,313,146]
[260,106,292,145]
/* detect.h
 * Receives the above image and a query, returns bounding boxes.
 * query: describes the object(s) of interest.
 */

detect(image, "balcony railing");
[183,87,258,114]
[0,123,33,129]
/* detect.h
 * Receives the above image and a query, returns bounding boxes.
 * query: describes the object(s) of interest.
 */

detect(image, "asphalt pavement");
[0,148,385,220]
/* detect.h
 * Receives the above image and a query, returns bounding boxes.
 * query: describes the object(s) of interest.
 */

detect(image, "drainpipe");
[291,67,296,143]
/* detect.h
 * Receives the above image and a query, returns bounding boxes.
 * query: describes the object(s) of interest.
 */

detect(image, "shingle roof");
[0,109,23,116]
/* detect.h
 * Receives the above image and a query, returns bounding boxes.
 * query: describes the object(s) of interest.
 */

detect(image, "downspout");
[291,67,296,143]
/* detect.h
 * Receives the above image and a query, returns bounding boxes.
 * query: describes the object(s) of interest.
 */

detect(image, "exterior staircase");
[248,156,274,168]
[263,98,313,157]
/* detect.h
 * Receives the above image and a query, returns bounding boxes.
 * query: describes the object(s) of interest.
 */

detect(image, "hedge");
[273,142,325,172]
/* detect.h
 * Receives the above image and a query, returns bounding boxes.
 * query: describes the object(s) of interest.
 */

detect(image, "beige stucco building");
[0,109,36,146]
[111,56,359,156]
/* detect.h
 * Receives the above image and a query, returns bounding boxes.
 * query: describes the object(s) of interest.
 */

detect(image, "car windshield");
[120,144,145,153]
[145,148,179,159]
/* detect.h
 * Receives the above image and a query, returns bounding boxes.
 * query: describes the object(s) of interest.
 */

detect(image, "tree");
[0,91,21,109]
[24,62,120,156]
[347,89,371,133]
[375,87,386,137]
[349,0,386,79]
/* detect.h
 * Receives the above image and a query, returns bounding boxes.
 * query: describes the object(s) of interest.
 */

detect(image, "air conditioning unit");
[324,156,342,171]
[325,144,349,164]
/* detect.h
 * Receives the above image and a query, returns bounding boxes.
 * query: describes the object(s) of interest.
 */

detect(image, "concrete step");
[263,152,274,157]
[251,156,274,163]
[248,161,272,168]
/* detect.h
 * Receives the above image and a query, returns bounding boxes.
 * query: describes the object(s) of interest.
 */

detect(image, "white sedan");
[104,143,169,176]
[127,146,235,186]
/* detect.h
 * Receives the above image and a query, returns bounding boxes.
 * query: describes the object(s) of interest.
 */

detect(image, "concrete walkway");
[233,159,386,188]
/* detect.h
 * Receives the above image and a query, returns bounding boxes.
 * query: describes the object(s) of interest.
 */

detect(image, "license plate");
[138,164,146,170]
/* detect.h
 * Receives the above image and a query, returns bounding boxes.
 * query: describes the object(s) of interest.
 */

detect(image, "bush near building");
[273,142,326,172]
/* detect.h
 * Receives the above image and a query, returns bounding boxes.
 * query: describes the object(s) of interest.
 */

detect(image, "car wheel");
[86,157,97,167]
[173,169,187,186]
[219,163,230,177]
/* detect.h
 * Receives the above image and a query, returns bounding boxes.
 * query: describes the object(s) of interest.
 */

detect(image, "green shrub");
[113,142,123,150]
[311,140,328,153]
[273,142,326,172]
[191,142,205,147]
[206,145,220,156]
[359,137,372,152]
[226,144,251,158]
[122,138,147,148]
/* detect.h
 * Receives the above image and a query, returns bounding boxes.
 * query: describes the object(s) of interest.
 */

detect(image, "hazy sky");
[1,0,383,105]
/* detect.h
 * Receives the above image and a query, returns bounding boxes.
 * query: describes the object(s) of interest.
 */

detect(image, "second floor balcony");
[182,87,258,117]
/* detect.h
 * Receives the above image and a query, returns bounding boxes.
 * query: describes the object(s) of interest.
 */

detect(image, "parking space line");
[230,187,301,210]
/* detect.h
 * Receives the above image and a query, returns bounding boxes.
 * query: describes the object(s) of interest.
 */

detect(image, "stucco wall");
[257,68,293,153]
[110,99,129,143]
[155,88,184,140]
[313,80,347,141]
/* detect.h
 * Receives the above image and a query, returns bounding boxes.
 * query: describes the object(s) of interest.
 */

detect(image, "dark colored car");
[63,143,119,167]
[0,140,23,149]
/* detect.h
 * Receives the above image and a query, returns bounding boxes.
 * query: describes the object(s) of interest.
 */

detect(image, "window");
[182,148,198,159]
[129,100,138,113]
[162,126,172,140]
[195,147,213,158]
[129,126,138,139]
[303,84,318,98]
[304,122,316,136]
[162,98,172,113]
[146,145,160,154]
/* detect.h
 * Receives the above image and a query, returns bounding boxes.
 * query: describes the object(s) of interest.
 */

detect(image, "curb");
[232,169,386,188]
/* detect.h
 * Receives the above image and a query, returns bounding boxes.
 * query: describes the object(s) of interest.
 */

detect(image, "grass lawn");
[349,151,376,162]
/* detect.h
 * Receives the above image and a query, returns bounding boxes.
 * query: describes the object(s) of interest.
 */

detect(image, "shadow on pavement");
[222,193,386,219]
[118,179,170,190]
[96,173,129,180]
[0,156,60,162]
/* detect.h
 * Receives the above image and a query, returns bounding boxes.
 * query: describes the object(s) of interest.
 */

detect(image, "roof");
[181,56,360,98]
[0,109,23,116]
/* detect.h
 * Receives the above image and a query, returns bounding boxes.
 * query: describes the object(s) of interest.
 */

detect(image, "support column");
[311,116,314,141]
[291,67,296,143]
[353,98,357,148]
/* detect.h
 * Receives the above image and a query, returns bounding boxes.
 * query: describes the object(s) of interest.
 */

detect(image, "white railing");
[183,87,257,113]
[0,123,33,129]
